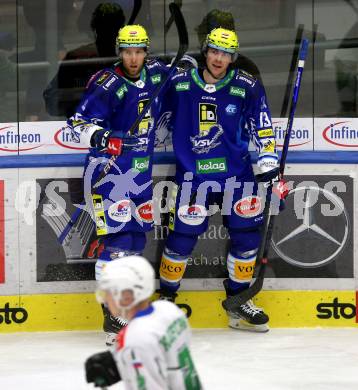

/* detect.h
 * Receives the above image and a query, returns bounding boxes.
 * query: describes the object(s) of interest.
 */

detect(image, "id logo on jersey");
[199,103,217,134]
[138,99,152,135]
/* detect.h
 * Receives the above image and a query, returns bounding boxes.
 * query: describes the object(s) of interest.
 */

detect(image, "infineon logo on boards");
[322,120,358,148]
[0,125,43,153]
[272,119,312,149]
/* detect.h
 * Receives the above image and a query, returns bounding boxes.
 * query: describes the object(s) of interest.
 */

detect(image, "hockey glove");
[85,350,121,387]
[91,130,141,155]
[256,167,290,213]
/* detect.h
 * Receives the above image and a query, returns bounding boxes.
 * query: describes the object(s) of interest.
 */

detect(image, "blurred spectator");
[43,2,125,118]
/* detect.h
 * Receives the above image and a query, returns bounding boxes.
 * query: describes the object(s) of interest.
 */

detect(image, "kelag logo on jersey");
[322,121,358,148]
[132,156,150,172]
[199,103,217,134]
[196,157,227,174]
[138,99,152,135]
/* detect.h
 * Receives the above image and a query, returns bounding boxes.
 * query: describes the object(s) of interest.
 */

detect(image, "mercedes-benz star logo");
[271,186,350,268]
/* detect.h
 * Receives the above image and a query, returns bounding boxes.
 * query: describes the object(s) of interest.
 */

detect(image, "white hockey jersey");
[114,300,202,390]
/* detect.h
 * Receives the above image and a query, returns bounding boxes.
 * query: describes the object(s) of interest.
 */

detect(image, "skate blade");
[228,318,269,333]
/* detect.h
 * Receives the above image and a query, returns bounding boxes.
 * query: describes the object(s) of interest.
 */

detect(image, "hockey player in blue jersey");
[68,25,168,345]
[158,27,284,332]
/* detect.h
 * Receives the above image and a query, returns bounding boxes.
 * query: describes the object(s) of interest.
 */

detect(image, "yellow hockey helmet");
[205,27,239,54]
[116,24,150,49]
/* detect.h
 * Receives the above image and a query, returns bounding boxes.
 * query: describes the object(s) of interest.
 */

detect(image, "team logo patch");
[135,201,153,223]
[190,124,224,154]
[234,196,262,218]
[225,104,237,115]
[178,205,207,226]
[108,200,131,222]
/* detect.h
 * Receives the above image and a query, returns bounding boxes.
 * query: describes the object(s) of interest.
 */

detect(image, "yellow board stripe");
[0,291,357,333]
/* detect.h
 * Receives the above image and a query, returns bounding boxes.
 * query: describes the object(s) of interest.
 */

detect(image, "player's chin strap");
[204,67,227,82]
[222,38,309,312]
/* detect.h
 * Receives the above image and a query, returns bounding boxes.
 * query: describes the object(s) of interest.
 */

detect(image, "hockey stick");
[280,24,304,118]
[165,0,182,34]
[222,38,309,311]
[128,0,142,24]
[59,2,188,244]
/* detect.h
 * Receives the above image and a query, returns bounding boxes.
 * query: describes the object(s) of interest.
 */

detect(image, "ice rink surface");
[1,328,358,390]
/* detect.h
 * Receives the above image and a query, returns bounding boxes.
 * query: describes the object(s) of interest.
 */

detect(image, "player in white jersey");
[85,255,202,389]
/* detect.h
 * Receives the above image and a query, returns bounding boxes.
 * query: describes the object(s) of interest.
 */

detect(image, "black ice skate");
[157,289,178,303]
[102,305,128,346]
[223,279,269,333]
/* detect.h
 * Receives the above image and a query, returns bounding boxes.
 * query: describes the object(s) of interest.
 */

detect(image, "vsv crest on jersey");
[190,124,224,154]
[132,136,150,152]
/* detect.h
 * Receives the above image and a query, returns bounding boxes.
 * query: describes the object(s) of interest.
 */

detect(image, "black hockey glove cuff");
[90,129,112,149]
[85,350,121,387]
[255,167,280,187]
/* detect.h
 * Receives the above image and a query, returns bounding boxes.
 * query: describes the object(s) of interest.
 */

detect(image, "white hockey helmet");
[97,256,155,312]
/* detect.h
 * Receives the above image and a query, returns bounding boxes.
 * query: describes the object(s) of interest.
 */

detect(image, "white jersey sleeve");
[114,301,203,390]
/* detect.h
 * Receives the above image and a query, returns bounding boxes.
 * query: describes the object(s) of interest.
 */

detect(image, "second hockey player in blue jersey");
[158,27,282,332]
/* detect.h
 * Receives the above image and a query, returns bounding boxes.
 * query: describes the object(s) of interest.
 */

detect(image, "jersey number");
[259,112,271,128]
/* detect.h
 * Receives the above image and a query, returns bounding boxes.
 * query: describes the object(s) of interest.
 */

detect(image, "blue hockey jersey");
[68,60,169,198]
[164,68,278,190]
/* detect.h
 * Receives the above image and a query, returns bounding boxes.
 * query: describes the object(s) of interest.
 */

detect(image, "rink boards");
[0,290,357,332]
[0,146,357,331]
